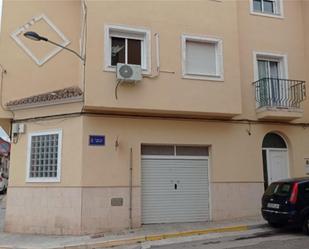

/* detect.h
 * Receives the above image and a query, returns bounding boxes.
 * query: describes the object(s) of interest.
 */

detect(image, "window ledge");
[26,178,61,183]
[250,11,284,19]
[256,106,303,120]
[182,74,224,82]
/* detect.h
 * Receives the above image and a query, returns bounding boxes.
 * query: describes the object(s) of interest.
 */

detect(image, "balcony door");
[257,59,282,107]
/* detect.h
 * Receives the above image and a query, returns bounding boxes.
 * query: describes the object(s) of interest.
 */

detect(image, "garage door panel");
[142,158,210,224]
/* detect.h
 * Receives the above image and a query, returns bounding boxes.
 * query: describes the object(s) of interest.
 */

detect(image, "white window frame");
[250,0,284,19]
[253,51,288,81]
[182,34,224,81]
[26,129,62,183]
[104,24,151,74]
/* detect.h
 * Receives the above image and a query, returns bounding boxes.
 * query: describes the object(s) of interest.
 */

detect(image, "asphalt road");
[109,227,309,249]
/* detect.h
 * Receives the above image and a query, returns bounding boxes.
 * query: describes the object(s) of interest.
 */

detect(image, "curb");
[0,223,267,249]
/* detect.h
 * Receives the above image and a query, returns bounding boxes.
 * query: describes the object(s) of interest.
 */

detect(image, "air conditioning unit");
[116,63,142,82]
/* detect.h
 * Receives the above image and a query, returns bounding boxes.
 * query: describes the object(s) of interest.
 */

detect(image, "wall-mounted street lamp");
[24,31,85,63]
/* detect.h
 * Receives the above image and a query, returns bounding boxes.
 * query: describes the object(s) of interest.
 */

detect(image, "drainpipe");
[129,147,133,229]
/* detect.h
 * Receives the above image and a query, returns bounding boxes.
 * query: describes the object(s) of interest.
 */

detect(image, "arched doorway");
[262,132,289,190]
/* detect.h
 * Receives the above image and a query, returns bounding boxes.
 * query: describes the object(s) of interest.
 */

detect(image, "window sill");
[182,74,224,82]
[26,177,60,183]
[250,11,284,19]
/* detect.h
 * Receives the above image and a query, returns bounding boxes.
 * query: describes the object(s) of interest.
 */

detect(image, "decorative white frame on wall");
[11,14,70,66]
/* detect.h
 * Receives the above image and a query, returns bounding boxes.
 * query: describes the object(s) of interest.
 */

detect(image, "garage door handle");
[174,184,177,190]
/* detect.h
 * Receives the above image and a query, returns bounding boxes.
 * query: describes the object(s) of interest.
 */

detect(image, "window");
[254,52,287,81]
[251,0,283,17]
[265,182,292,197]
[254,52,289,108]
[141,144,209,157]
[182,35,223,81]
[27,130,62,182]
[104,25,151,73]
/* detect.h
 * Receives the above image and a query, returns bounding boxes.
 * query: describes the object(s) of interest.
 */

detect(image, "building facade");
[0,0,309,235]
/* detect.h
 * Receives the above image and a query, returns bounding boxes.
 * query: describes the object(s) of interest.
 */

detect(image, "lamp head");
[23,31,48,42]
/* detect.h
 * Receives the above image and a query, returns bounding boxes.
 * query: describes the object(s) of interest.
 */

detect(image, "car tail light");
[289,183,299,204]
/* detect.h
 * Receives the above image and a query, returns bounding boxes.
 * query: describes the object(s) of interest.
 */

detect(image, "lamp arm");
[47,40,85,63]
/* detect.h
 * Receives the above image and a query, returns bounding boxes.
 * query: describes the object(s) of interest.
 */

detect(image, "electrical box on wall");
[12,123,25,135]
[305,158,309,175]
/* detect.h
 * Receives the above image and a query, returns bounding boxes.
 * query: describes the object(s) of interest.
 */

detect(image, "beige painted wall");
[8,114,308,188]
[237,0,308,121]
[0,0,82,118]
[7,114,307,234]
[84,0,242,116]
[9,114,83,187]
[4,0,309,235]
[1,0,309,120]
[81,115,308,187]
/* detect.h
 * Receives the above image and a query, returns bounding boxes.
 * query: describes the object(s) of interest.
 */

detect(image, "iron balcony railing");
[253,78,306,109]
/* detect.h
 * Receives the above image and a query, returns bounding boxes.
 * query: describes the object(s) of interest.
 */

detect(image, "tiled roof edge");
[6,87,84,110]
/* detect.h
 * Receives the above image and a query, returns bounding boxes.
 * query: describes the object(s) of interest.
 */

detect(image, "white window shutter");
[186,41,217,76]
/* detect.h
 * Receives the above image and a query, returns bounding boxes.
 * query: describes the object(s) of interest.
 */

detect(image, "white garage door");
[141,145,210,224]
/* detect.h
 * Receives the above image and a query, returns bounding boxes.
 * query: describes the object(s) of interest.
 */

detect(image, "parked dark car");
[261,177,309,234]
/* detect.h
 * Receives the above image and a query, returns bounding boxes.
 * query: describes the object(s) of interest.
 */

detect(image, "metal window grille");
[29,133,59,178]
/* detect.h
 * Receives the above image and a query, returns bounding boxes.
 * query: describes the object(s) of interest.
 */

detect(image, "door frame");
[262,147,290,186]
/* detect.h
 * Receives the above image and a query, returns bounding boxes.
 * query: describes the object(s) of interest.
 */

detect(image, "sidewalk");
[0,215,267,249]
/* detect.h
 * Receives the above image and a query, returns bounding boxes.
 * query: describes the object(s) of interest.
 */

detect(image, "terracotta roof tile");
[6,87,83,108]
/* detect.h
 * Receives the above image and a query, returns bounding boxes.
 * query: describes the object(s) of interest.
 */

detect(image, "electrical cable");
[115,80,121,100]
[81,0,88,101]
[11,110,309,129]
[0,64,14,120]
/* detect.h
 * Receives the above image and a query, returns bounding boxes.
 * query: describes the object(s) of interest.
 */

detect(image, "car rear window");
[265,182,293,197]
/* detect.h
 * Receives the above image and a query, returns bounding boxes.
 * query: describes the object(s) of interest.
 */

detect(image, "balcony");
[253,78,306,120]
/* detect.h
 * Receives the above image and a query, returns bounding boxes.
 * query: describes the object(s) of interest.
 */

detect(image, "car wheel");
[268,221,283,228]
[302,216,309,235]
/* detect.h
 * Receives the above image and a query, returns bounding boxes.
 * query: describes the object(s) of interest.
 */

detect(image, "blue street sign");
[89,135,105,146]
